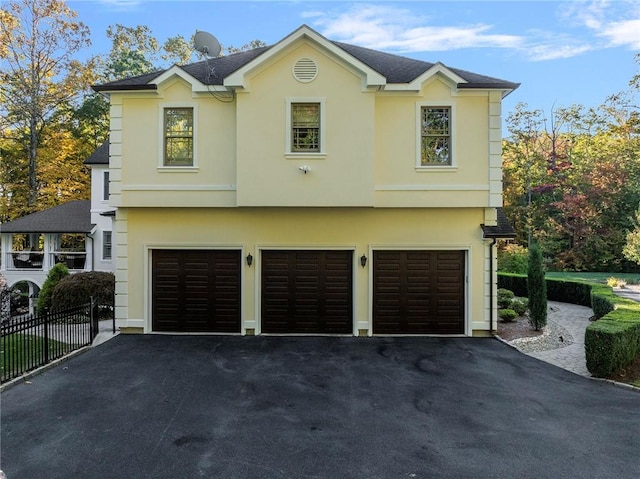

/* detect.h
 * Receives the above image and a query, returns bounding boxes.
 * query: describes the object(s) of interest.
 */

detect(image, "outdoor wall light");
[360,254,367,268]
[246,253,253,266]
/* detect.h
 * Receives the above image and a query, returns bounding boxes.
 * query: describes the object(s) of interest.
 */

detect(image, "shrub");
[499,308,518,322]
[497,288,515,309]
[0,273,9,321]
[498,243,528,274]
[51,271,115,318]
[37,263,70,313]
[546,278,592,306]
[527,242,547,331]
[606,277,619,288]
[585,319,640,378]
[512,298,529,316]
[497,273,527,297]
[501,271,640,378]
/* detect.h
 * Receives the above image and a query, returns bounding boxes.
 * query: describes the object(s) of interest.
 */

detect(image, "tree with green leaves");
[503,54,640,272]
[0,0,94,210]
[527,242,547,331]
[623,206,640,265]
[37,262,69,313]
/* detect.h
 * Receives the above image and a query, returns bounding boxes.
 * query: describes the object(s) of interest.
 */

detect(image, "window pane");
[103,231,112,260]
[422,107,449,135]
[292,103,320,152]
[103,171,110,201]
[421,137,450,165]
[421,107,451,165]
[164,108,193,166]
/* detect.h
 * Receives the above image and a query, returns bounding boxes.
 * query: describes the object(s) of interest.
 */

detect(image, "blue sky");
[68,0,639,116]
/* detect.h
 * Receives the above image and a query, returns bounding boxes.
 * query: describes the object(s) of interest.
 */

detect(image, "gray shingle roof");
[0,200,93,233]
[481,208,517,239]
[83,141,109,165]
[93,29,518,92]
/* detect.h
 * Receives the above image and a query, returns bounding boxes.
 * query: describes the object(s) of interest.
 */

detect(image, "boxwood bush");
[498,272,640,378]
[51,272,115,319]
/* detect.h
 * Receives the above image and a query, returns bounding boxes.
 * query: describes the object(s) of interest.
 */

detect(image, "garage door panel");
[152,250,241,333]
[262,250,352,334]
[373,250,464,335]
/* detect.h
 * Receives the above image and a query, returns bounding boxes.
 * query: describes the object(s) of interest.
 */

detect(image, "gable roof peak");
[93,25,519,95]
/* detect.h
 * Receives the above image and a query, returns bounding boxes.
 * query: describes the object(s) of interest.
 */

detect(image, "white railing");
[5,251,44,270]
[3,251,87,271]
[50,252,88,270]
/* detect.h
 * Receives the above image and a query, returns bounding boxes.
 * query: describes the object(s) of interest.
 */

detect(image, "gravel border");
[508,319,574,354]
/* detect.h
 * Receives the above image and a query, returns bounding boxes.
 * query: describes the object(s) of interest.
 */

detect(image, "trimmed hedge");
[498,272,640,378]
[51,271,115,319]
[497,273,591,306]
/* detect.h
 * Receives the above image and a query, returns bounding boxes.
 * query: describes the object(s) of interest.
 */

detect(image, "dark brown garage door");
[373,250,465,334]
[152,249,241,333]
[262,250,353,334]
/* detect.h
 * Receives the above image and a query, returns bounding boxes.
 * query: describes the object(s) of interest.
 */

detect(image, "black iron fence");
[1,300,99,383]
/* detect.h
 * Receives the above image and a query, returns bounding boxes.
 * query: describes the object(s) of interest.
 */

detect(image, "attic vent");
[293,58,318,83]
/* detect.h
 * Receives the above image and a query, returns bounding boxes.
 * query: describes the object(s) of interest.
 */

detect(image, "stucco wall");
[115,207,490,335]
[109,42,499,209]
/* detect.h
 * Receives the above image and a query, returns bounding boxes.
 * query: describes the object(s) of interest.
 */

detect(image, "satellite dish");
[194,30,221,58]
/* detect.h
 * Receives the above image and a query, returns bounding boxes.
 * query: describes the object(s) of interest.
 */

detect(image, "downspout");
[489,237,497,335]
[86,233,95,271]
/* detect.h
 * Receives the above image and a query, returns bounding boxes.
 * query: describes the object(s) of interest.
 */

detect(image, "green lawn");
[545,272,640,285]
[1,333,67,382]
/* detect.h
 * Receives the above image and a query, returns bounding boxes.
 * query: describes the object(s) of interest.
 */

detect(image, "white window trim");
[102,230,112,261]
[285,97,326,158]
[415,101,457,170]
[102,171,110,202]
[158,103,199,169]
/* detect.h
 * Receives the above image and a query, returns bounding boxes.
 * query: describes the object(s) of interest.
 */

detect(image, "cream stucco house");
[93,25,518,336]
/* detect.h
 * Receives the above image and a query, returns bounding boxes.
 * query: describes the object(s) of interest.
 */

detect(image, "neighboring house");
[93,25,518,336]
[0,144,115,312]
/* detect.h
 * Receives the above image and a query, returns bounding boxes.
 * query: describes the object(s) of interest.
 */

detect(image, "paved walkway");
[527,301,592,376]
[515,285,640,378]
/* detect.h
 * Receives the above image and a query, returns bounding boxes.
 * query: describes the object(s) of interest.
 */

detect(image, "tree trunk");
[28,116,38,208]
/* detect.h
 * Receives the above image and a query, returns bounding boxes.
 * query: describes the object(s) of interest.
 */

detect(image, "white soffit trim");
[224,24,387,88]
[384,62,467,91]
[152,65,228,93]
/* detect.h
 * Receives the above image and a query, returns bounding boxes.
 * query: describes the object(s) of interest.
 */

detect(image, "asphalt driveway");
[1,335,639,478]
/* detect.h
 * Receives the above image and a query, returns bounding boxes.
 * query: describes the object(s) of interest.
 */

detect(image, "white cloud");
[599,19,640,49]
[564,0,640,49]
[306,2,638,62]
[98,0,142,11]
[309,4,522,53]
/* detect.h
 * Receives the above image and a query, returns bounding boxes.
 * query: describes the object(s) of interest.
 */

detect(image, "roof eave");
[92,84,158,93]
[480,224,517,240]
[457,82,520,99]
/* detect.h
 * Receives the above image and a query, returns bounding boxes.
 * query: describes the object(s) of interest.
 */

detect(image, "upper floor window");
[292,103,320,152]
[102,231,112,260]
[164,107,194,166]
[286,98,325,156]
[420,106,451,166]
[103,171,110,201]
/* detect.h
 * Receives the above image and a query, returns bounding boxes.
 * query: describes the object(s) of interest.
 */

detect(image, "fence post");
[90,296,97,341]
[43,308,49,364]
